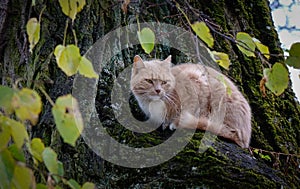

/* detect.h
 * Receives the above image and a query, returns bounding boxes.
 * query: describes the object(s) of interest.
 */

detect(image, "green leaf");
[264,63,289,96]
[29,138,45,164]
[67,179,81,189]
[191,21,214,48]
[52,95,84,147]
[212,51,230,70]
[36,183,48,189]
[26,18,40,53]
[260,154,272,161]
[58,0,86,21]
[253,38,270,59]
[8,144,26,162]
[57,161,64,177]
[0,85,15,114]
[0,116,11,150]
[11,164,34,189]
[82,182,96,189]
[137,27,155,54]
[78,56,99,79]
[236,32,256,57]
[285,42,300,69]
[0,149,15,189]
[42,147,58,175]
[54,45,81,76]
[12,88,42,125]
[2,116,29,149]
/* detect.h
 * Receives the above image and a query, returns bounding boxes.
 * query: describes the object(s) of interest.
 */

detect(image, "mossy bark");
[0,0,299,188]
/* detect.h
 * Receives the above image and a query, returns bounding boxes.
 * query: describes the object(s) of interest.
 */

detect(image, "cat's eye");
[145,79,153,84]
[161,81,167,85]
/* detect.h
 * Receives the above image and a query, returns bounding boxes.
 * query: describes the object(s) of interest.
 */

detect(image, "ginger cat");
[130,55,252,148]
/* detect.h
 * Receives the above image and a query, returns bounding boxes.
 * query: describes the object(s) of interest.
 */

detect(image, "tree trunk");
[1,0,299,188]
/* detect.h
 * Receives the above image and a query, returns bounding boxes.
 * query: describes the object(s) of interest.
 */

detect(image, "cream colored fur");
[130,55,252,148]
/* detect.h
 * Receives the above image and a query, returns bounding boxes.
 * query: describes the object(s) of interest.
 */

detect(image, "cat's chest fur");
[135,97,167,124]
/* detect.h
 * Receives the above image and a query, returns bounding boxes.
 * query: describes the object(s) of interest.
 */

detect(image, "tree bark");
[0,0,299,188]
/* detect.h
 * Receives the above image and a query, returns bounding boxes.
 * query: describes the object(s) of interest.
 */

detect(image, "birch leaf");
[236,32,256,57]
[78,56,99,79]
[137,27,155,54]
[58,0,86,21]
[54,45,81,76]
[52,95,83,147]
[26,18,40,53]
[212,51,230,70]
[264,63,289,96]
[191,22,214,48]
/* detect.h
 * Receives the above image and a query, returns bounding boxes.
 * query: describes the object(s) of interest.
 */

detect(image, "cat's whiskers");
[163,93,180,115]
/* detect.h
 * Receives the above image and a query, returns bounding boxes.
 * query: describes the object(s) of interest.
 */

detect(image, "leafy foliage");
[12,88,42,125]
[0,85,14,114]
[29,138,45,164]
[26,18,40,53]
[54,44,98,78]
[137,27,155,54]
[191,21,214,48]
[54,44,81,76]
[211,51,230,70]
[58,0,86,22]
[52,95,84,147]
[2,1,300,188]
[0,1,97,188]
[236,32,256,57]
[264,63,289,96]
[78,56,99,78]
[253,38,270,59]
[285,42,300,69]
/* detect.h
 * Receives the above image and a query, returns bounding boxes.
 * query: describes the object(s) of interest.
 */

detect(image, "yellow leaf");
[191,22,214,48]
[12,88,42,125]
[82,182,96,189]
[26,18,40,53]
[29,138,45,164]
[253,38,270,59]
[11,164,34,189]
[78,56,99,79]
[54,45,81,76]
[52,95,83,147]
[212,51,231,70]
[10,119,29,149]
[59,0,86,21]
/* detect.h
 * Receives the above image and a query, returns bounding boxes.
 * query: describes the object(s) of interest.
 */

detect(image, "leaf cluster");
[0,1,96,188]
[136,4,300,97]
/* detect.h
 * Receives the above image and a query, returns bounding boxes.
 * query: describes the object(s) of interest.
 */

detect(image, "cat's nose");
[155,89,161,94]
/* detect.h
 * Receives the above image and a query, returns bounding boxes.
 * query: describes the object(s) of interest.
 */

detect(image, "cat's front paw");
[169,123,177,130]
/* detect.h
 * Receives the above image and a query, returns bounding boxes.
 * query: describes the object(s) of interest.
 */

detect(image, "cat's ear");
[164,55,172,63]
[162,55,172,69]
[133,55,145,74]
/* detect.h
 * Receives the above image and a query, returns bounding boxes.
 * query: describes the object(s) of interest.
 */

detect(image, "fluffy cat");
[130,55,252,148]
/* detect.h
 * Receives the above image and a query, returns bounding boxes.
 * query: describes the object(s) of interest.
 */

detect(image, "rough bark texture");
[0,0,299,188]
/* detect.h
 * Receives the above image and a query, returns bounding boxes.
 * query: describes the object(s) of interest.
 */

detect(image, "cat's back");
[171,63,237,90]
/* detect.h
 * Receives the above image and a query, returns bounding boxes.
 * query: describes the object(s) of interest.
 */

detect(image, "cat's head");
[130,55,175,102]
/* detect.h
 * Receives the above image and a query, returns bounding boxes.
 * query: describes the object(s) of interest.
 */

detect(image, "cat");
[130,55,252,148]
